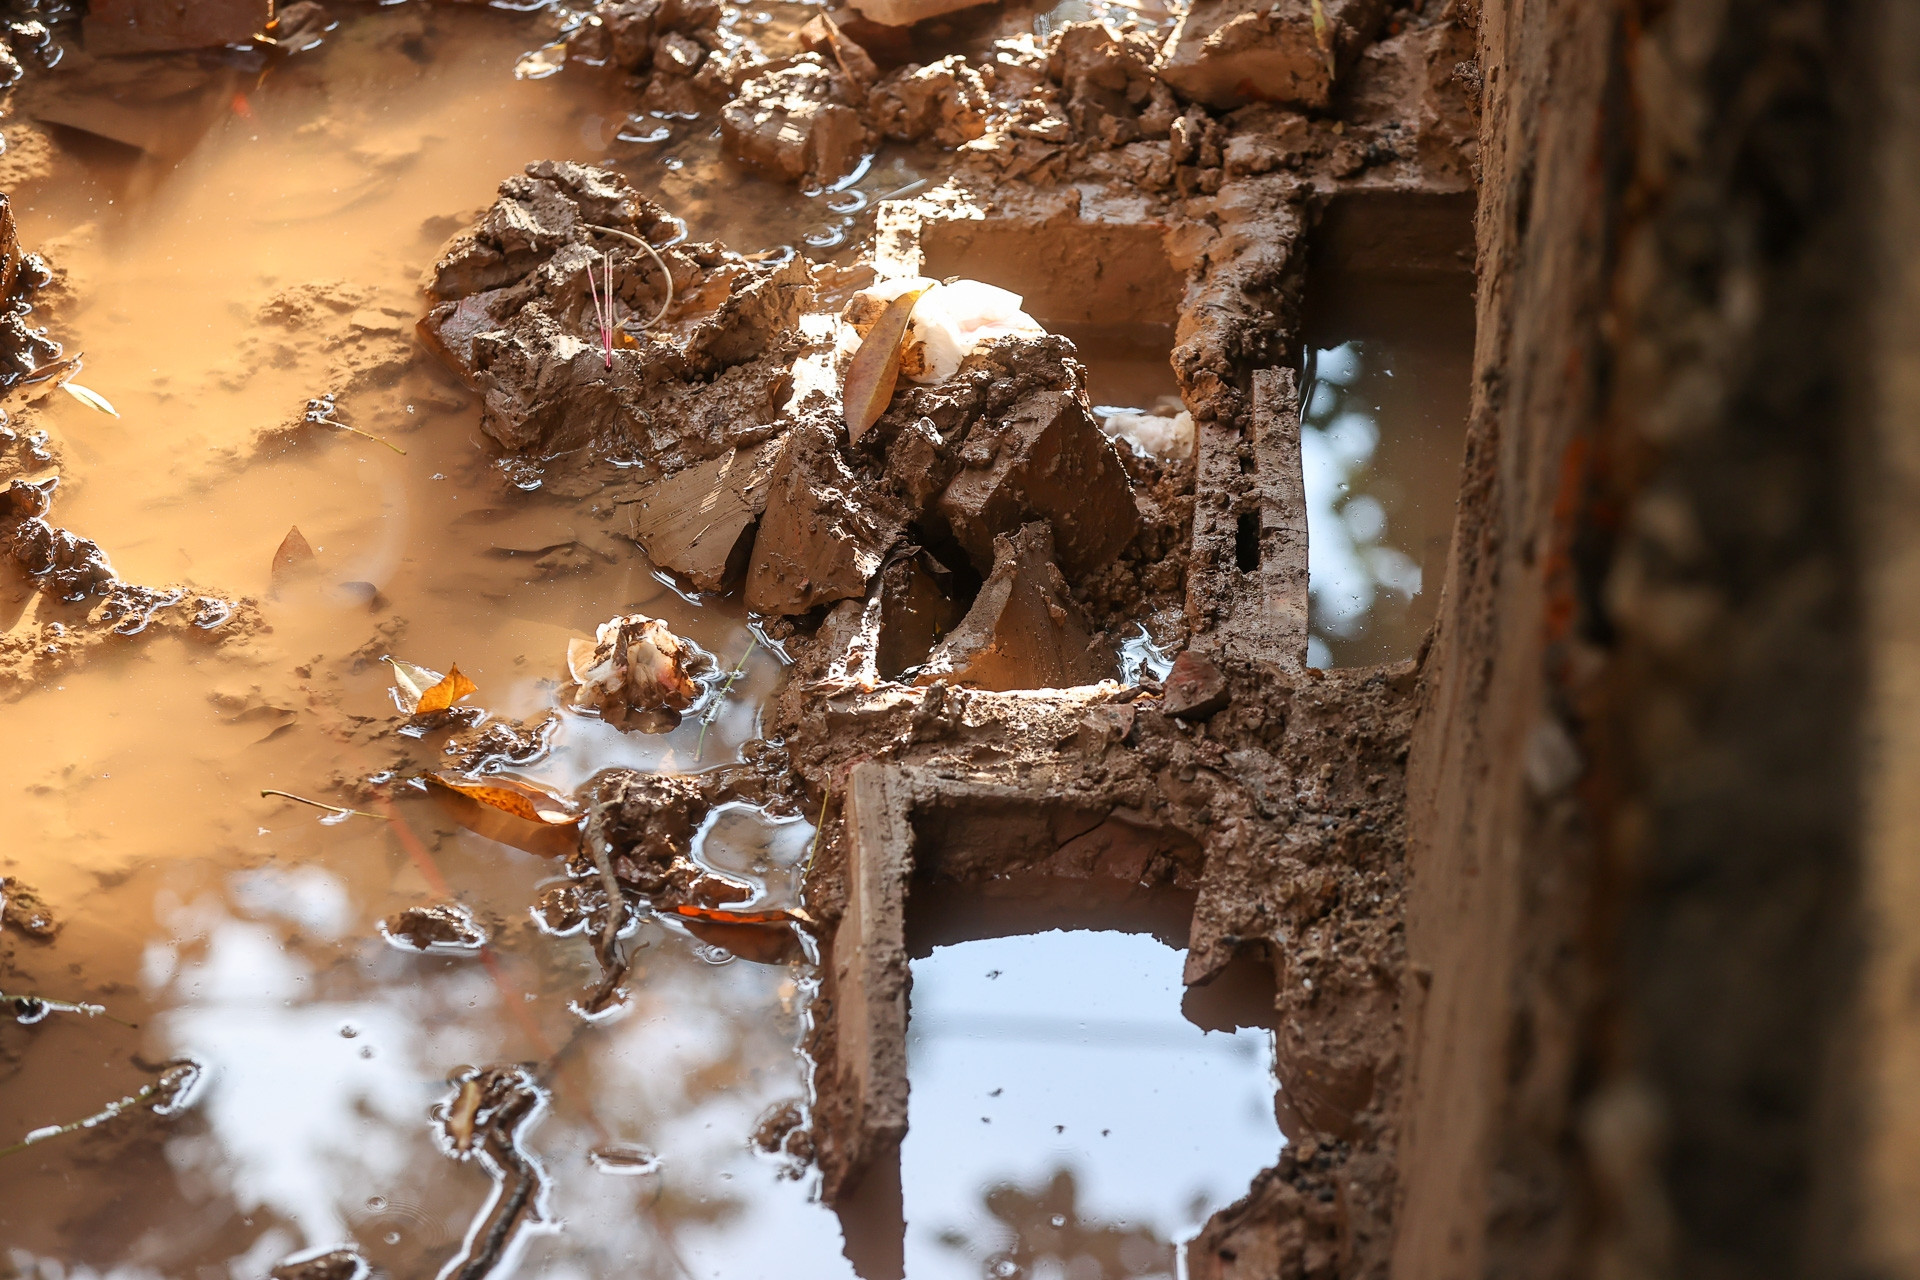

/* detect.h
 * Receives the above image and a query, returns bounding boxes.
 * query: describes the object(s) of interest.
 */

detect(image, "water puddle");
[1299,271,1475,667]
[903,929,1280,1279]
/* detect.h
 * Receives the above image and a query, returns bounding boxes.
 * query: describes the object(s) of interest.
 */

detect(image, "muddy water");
[0,9,838,1277]
[0,9,1254,1279]
[1299,273,1475,668]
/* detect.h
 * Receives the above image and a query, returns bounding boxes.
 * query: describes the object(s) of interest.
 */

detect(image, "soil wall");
[1396,0,1908,1276]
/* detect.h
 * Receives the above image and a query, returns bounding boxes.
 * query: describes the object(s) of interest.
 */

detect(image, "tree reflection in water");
[935,1168,1174,1280]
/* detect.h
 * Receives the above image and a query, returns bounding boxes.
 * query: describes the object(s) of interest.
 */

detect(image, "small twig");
[801,779,833,880]
[694,638,758,761]
[261,788,389,822]
[17,353,80,387]
[303,397,406,455]
[584,224,674,331]
[0,1061,201,1159]
[584,251,614,371]
[2,991,134,1028]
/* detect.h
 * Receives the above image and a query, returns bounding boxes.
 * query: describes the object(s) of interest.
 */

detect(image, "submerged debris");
[565,614,702,732]
[1,1058,205,1158]
[269,1246,370,1280]
[433,1064,555,1280]
[380,902,489,955]
[0,876,58,941]
[586,1141,662,1176]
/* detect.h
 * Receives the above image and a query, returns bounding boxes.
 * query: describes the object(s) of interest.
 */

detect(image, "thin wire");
[584,224,674,331]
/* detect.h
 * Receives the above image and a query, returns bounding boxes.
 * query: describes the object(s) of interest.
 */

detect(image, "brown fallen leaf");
[387,658,476,716]
[843,286,927,444]
[669,903,814,927]
[271,525,315,582]
[426,773,580,827]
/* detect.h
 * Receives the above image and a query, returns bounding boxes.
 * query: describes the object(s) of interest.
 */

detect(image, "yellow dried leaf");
[62,381,119,417]
[843,286,927,444]
[1309,0,1335,79]
[427,773,579,827]
[415,664,477,715]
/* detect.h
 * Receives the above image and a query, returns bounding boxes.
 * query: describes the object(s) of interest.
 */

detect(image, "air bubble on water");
[366,1196,387,1211]
[340,1024,358,1038]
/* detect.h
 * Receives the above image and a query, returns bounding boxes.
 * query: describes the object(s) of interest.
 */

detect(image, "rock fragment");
[625,437,784,591]
[744,421,896,615]
[1161,649,1229,718]
[1156,0,1391,110]
[721,56,873,186]
[934,381,1141,579]
[868,56,994,149]
[379,903,487,955]
[918,522,1116,691]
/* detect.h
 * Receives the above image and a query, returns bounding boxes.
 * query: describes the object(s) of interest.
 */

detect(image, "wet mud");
[0,1,1481,1277]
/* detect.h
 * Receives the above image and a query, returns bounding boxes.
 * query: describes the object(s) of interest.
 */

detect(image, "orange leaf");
[414,664,477,715]
[427,773,579,826]
[843,286,927,444]
[669,903,813,927]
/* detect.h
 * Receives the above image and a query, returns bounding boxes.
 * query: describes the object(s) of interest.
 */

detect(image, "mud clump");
[0,875,57,942]
[0,192,58,387]
[380,902,488,954]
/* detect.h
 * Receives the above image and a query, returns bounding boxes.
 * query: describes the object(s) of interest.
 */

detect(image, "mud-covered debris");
[798,11,877,91]
[587,1141,662,1175]
[625,437,783,590]
[744,419,899,615]
[1161,650,1229,718]
[81,0,267,55]
[568,0,722,76]
[0,876,58,941]
[751,1097,815,1176]
[434,1064,552,1280]
[934,365,1141,579]
[721,56,873,186]
[566,614,701,732]
[421,163,811,460]
[1156,0,1389,109]
[1048,22,1179,148]
[868,55,994,149]
[2,1058,205,1156]
[918,522,1116,691]
[270,1247,369,1280]
[263,2,333,53]
[3,476,114,600]
[380,902,488,955]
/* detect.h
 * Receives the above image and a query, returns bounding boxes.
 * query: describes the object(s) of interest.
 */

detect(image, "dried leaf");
[426,773,579,826]
[61,382,119,417]
[843,286,927,444]
[271,525,315,581]
[415,664,477,715]
[1309,0,1336,79]
[669,903,814,927]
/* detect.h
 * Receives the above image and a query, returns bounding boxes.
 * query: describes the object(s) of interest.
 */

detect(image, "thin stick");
[584,253,613,371]
[311,416,407,456]
[0,1063,197,1159]
[261,789,389,821]
[694,638,757,761]
[801,779,833,879]
[1,991,135,1028]
[583,225,674,330]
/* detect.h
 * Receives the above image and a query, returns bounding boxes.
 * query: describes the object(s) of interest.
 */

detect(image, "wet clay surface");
[0,1,1481,1277]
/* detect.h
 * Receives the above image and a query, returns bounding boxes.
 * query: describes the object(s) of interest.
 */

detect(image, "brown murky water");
[2,8,1245,1279]
[1299,272,1475,668]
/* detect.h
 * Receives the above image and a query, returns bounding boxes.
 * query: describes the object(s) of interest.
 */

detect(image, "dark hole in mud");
[895,878,1280,1280]
[1300,193,1477,668]
[1235,510,1262,574]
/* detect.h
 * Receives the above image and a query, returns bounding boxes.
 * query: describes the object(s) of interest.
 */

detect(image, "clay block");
[1162,649,1229,718]
[843,0,978,28]
[918,522,1116,691]
[744,422,893,615]
[720,59,872,187]
[1155,0,1390,110]
[84,0,269,54]
[625,437,784,591]
[935,388,1140,579]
